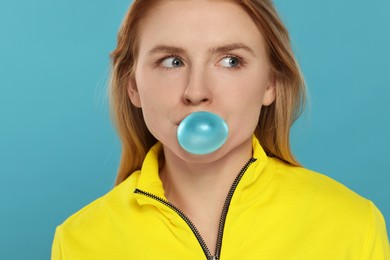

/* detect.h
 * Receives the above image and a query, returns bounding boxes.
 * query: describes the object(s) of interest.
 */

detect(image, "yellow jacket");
[52,137,390,259]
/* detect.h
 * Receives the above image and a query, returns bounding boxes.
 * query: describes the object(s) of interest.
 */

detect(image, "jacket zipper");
[134,157,256,260]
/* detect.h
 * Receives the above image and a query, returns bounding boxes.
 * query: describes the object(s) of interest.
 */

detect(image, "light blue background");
[0,0,389,259]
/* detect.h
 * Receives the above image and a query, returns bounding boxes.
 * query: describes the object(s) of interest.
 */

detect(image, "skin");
[128,0,275,253]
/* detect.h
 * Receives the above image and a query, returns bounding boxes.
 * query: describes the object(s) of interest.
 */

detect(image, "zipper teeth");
[134,188,213,258]
[214,158,256,258]
[134,157,257,260]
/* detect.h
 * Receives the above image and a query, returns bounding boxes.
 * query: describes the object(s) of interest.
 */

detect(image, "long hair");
[110,0,306,186]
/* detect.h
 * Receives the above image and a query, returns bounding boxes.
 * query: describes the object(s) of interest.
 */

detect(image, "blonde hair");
[110,0,306,186]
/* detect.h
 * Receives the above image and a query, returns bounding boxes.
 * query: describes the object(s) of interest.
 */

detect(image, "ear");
[127,77,142,108]
[262,77,276,106]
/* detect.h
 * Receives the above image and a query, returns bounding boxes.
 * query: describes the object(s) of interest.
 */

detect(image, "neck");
[160,138,253,214]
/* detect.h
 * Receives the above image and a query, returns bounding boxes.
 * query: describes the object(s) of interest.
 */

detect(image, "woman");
[52,0,390,259]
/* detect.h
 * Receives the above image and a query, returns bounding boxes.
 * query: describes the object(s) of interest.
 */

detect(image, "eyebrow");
[147,42,256,57]
[210,43,256,57]
[148,45,186,55]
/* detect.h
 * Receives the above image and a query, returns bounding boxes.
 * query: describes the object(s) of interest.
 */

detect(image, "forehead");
[136,0,265,53]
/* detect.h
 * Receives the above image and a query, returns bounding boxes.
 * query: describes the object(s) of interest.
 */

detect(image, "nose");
[182,68,212,106]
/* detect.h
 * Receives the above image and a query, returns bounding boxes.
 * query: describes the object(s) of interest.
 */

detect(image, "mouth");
[175,110,211,126]
[174,119,183,126]
[175,113,193,126]
[176,111,229,155]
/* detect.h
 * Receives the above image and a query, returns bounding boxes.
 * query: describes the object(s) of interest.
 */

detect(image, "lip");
[175,111,206,126]
[175,111,224,126]
[174,113,194,126]
[174,115,187,126]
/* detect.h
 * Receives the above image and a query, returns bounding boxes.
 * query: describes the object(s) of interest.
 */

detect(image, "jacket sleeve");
[364,201,390,259]
[51,226,63,260]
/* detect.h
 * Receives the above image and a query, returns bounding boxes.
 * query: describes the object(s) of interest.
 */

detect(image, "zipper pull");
[209,256,218,260]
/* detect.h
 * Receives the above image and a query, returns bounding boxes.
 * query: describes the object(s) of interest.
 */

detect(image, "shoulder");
[270,157,366,205]
[57,171,141,235]
[271,158,390,259]
[267,157,374,227]
[52,171,155,258]
[265,158,390,256]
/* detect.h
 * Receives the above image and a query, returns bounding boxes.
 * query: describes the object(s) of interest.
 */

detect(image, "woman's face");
[129,0,275,162]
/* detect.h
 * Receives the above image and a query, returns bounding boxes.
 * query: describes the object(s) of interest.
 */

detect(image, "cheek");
[136,67,185,105]
[221,75,267,108]
[134,69,183,139]
[228,101,261,129]
[222,76,267,132]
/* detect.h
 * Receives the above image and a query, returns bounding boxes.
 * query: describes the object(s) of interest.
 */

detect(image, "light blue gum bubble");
[177,111,229,155]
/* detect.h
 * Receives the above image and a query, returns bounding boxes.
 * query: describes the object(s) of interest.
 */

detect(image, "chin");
[181,149,226,163]
[161,133,253,164]
[177,140,243,164]
[160,140,223,163]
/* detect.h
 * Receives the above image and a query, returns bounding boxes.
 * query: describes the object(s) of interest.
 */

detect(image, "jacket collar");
[134,136,273,205]
[135,142,167,200]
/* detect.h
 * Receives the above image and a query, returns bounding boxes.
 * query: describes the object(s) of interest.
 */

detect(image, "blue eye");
[219,56,241,68]
[160,57,183,68]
